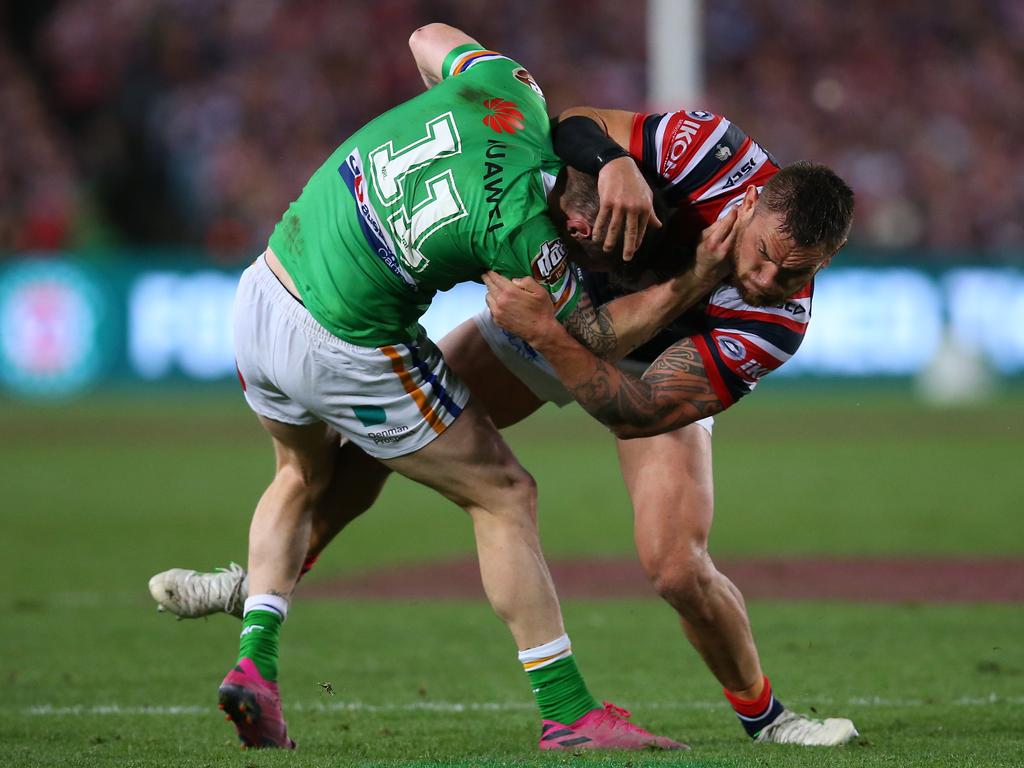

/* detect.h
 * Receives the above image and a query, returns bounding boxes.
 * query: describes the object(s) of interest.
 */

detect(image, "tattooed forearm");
[565,338,724,438]
[560,275,713,361]
[562,292,618,359]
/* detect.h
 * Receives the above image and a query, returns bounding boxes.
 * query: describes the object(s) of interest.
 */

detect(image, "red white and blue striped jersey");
[584,109,809,407]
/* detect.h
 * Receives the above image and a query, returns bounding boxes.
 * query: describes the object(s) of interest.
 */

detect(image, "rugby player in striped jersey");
[483,110,857,746]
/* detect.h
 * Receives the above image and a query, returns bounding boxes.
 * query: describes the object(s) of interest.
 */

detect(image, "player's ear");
[742,184,759,210]
[566,217,592,240]
[733,184,760,226]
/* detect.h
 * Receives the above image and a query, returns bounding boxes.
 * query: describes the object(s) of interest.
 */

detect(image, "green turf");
[1,388,1022,765]
[2,600,1022,767]
[2,388,1022,603]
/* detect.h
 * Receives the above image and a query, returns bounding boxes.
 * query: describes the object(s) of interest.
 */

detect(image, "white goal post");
[647,0,703,110]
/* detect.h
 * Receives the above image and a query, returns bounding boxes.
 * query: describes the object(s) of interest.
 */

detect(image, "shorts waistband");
[249,253,372,352]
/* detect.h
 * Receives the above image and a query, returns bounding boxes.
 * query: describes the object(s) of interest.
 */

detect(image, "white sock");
[518,633,573,671]
[243,593,289,621]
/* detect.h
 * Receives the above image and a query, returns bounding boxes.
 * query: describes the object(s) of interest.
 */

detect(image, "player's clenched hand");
[593,157,662,263]
[483,271,557,344]
[691,207,738,286]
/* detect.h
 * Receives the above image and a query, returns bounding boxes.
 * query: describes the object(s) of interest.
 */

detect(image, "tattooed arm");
[560,291,617,357]
[557,276,718,360]
[485,258,723,361]
[482,270,728,435]
[484,267,726,436]
[484,270,705,361]
[485,208,737,360]
[531,332,724,438]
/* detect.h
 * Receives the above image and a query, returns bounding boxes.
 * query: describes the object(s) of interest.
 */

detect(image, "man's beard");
[730,277,783,307]
[565,237,617,272]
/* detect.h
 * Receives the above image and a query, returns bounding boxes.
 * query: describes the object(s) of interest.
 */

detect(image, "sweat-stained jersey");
[267,44,579,347]
[583,109,807,407]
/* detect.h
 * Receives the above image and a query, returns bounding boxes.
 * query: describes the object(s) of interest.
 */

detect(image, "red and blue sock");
[724,675,785,738]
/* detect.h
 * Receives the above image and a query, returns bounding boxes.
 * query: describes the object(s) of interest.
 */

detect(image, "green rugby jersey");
[267,44,579,347]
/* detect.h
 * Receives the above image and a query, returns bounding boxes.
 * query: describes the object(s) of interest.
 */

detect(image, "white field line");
[18,694,1024,717]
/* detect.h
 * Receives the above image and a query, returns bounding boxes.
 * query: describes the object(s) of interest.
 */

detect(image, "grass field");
[2,385,1023,766]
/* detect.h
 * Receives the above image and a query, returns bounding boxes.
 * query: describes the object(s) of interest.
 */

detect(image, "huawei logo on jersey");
[483,98,524,134]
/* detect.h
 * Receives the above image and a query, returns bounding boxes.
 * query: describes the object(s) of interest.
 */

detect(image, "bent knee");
[497,464,538,516]
[644,546,716,606]
[275,461,333,500]
[469,462,538,523]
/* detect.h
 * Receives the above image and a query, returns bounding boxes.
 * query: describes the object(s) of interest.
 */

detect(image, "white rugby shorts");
[473,310,713,435]
[234,255,469,459]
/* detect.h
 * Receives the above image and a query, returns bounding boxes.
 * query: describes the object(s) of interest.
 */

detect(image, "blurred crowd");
[706,0,1024,252]
[0,0,1021,259]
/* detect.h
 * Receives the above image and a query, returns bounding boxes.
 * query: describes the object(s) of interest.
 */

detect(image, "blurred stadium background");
[2,2,1022,766]
[1,0,1023,397]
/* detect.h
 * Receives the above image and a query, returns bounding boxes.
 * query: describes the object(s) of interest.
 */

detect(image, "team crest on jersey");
[531,239,569,284]
[512,67,544,99]
[483,98,524,134]
[716,335,747,361]
[687,110,716,121]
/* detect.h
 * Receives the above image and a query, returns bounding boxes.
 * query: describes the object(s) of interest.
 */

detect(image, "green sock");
[527,655,600,724]
[236,610,282,681]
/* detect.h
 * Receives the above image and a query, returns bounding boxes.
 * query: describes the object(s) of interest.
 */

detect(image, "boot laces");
[601,701,633,722]
[213,562,246,615]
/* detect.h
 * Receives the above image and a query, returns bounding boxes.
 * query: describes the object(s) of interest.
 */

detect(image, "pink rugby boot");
[217,658,296,749]
[539,700,687,750]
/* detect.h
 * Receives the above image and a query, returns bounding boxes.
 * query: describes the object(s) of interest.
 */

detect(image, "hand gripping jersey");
[584,109,809,408]
[268,45,580,347]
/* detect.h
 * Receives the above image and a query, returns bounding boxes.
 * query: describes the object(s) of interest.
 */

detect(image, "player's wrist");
[533,317,571,351]
[597,155,637,177]
[663,267,717,310]
[690,256,733,291]
[687,264,719,289]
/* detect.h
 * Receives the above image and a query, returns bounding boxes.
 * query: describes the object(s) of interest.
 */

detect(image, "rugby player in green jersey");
[209,23,729,750]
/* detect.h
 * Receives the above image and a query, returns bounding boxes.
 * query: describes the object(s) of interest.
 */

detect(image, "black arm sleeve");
[552,115,631,176]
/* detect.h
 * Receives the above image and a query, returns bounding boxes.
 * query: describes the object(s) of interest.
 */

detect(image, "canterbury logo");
[240,625,264,637]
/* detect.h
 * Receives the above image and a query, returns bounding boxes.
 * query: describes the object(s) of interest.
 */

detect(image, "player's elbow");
[408,23,441,52]
[558,106,593,121]
[610,421,666,440]
[408,22,463,57]
[608,405,719,440]
[603,412,674,440]
[409,23,476,86]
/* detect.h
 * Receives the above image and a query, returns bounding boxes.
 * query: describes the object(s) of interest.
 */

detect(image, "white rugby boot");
[148,563,248,619]
[755,709,859,746]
